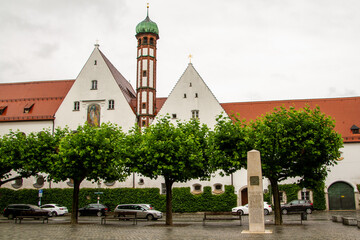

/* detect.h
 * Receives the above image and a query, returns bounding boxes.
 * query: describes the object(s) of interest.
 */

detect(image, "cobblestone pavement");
[0,211,359,240]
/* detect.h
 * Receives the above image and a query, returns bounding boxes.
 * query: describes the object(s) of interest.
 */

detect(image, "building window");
[189,83,192,87]
[195,93,198,98]
[11,178,23,189]
[184,94,187,98]
[150,38,154,45]
[23,103,34,113]
[143,37,148,44]
[74,101,80,111]
[214,184,222,191]
[91,80,98,90]
[67,179,74,187]
[191,110,199,119]
[138,39,142,46]
[161,183,166,194]
[33,175,45,188]
[104,181,115,186]
[142,103,146,109]
[279,191,284,202]
[301,191,311,201]
[94,60,97,65]
[138,178,144,185]
[108,100,115,110]
[142,121,146,127]
[0,105,7,115]
[192,184,202,194]
[172,114,177,119]
[351,125,359,134]
[142,70,147,77]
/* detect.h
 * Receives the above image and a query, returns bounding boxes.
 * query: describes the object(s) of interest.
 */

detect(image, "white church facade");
[0,9,359,210]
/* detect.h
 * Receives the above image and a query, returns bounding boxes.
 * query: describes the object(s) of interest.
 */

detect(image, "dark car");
[78,204,109,217]
[3,204,51,219]
[281,200,314,214]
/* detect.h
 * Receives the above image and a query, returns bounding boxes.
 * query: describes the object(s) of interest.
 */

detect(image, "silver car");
[114,204,162,220]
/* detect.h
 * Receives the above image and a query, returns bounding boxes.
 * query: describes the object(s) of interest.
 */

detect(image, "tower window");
[94,60,97,65]
[195,93,198,98]
[192,110,199,119]
[91,80,98,90]
[74,101,80,111]
[138,39,142,46]
[108,100,115,110]
[184,94,187,98]
[150,38,154,45]
[142,103,146,109]
[143,70,147,77]
[143,37,148,44]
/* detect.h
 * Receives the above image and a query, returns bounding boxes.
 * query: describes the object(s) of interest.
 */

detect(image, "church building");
[0,8,359,211]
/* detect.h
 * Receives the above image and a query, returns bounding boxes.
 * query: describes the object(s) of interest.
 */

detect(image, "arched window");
[12,178,23,189]
[150,38,154,45]
[192,184,202,194]
[143,37,148,44]
[33,175,45,188]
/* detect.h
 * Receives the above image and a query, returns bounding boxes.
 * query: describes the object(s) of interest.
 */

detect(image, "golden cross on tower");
[188,54,193,63]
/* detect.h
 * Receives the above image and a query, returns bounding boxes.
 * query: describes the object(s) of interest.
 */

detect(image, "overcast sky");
[1,0,359,103]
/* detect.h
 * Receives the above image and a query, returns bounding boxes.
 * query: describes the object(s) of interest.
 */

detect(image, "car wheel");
[97,211,102,217]
[264,209,269,215]
[8,213,14,220]
[282,209,288,215]
[146,214,154,221]
[237,210,244,216]
[306,208,312,214]
[51,211,57,217]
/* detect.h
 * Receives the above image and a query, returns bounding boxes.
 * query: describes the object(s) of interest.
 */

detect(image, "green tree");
[46,123,130,224]
[0,129,62,187]
[213,106,343,225]
[126,117,212,225]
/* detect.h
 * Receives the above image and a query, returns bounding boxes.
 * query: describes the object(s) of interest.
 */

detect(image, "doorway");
[241,188,248,205]
[328,182,355,210]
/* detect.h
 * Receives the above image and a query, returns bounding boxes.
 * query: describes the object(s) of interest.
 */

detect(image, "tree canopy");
[126,117,212,225]
[213,106,343,225]
[47,123,130,224]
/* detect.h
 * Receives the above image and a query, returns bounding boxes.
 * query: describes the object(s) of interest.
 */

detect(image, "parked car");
[232,202,273,215]
[78,204,109,217]
[3,204,51,219]
[40,204,68,216]
[114,204,162,220]
[281,200,313,214]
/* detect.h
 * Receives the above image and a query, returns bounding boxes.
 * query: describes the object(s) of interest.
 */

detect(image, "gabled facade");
[154,63,227,128]
[54,44,137,132]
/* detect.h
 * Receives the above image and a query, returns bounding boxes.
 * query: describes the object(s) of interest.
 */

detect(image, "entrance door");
[328,182,355,210]
[241,188,248,205]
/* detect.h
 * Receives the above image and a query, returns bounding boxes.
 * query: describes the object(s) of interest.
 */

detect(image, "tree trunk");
[165,178,174,225]
[269,177,282,225]
[71,179,81,224]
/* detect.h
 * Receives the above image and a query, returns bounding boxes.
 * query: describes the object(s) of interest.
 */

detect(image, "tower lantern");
[135,5,159,127]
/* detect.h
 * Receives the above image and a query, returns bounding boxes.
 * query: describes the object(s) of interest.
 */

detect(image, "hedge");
[0,185,237,213]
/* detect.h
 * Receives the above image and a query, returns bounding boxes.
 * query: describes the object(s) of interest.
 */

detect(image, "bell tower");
[135,5,159,127]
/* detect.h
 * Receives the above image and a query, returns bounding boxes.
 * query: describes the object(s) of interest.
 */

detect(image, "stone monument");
[242,150,272,234]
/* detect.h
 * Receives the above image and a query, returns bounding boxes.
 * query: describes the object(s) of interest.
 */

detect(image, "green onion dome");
[136,15,159,35]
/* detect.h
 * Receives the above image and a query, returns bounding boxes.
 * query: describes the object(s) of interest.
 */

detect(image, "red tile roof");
[0,80,74,122]
[221,97,360,143]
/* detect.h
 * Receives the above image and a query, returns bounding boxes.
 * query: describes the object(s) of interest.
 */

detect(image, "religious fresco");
[87,104,100,126]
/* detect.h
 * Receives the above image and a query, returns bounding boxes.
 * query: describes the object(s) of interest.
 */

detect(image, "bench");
[282,211,307,224]
[14,215,49,224]
[332,215,343,222]
[342,217,357,226]
[203,212,242,225]
[101,212,137,225]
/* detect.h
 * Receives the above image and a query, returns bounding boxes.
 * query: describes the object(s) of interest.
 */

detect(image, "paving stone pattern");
[0,211,359,240]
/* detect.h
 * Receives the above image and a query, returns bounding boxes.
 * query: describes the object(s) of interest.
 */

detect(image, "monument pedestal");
[242,150,272,234]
